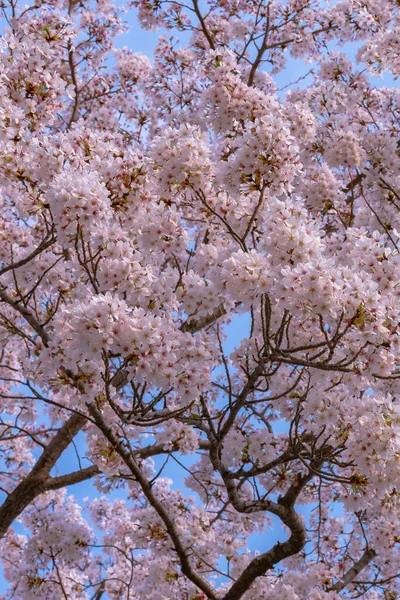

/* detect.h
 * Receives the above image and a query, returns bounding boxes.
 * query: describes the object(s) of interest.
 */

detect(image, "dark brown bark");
[0,288,50,346]
[222,519,305,600]
[0,414,86,538]
[44,465,100,491]
[87,402,220,600]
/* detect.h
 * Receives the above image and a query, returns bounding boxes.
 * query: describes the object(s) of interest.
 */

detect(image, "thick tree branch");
[0,414,86,538]
[192,0,215,50]
[0,288,50,346]
[222,516,305,600]
[207,430,316,599]
[43,464,100,491]
[0,235,55,277]
[330,548,377,592]
[219,473,311,600]
[248,8,270,87]
[181,303,226,334]
[87,402,220,600]
[67,39,80,128]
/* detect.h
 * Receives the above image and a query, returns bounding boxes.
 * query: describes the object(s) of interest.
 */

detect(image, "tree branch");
[192,0,215,50]
[43,464,100,491]
[0,414,86,538]
[330,548,376,592]
[0,288,50,346]
[248,7,270,87]
[207,433,315,599]
[181,304,226,334]
[222,515,305,600]
[0,235,55,277]
[87,402,219,600]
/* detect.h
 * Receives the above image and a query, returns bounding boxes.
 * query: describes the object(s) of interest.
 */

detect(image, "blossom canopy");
[1,0,400,598]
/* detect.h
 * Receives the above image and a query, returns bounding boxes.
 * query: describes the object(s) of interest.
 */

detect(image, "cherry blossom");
[2,0,400,598]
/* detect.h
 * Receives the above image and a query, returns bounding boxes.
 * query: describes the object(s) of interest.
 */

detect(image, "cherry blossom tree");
[1,0,400,597]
